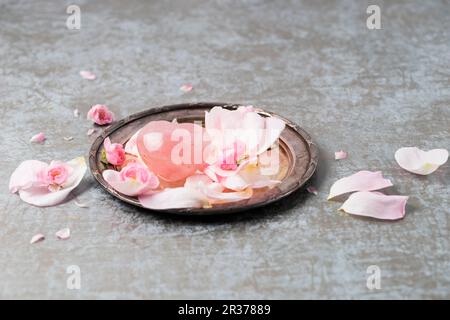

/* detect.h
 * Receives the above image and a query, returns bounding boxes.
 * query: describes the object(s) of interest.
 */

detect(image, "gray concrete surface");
[1,0,449,299]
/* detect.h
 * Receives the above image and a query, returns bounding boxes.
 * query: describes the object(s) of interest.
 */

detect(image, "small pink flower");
[120,163,159,188]
[37,161,72,191]
[104,137,126,166]
[87,104,114,125]
[103,162,159,196]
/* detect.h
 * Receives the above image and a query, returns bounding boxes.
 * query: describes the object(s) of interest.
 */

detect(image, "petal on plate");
[185,174,252,203]
[30,233,45,244]
[18,157,87,207]
[9,160,48,193]
[335,150,348,160]
[257,116,286,155]
[328,170,393,200]
[80,70,96,80]
[205,182,253,203]
[63,136,74,141]
[103,169,153,197]
[395,147,449,175]
[221,174,249,191]
[139,187,209,209]
[73,109,80,117]
[86,128,96,136]
[55,228,70,240]
[339,191,408,220]
[180,84,193,92]
[124,129,141,156]
[30,132,46,143]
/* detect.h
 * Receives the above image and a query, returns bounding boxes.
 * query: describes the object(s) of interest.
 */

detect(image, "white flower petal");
[9,160,48,193]
[30,233,45,244]
[55,228,70,240]
[395,147,449,175]
[335,150,348,160]
[139,187,208,209]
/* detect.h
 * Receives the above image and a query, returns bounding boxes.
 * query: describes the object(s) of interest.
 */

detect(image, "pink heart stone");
[136,120,207,183]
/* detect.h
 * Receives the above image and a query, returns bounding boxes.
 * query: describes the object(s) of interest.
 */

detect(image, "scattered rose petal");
[104,137,126,166]
[179,84,193,92]
[87,104,114,125]
[30,132,46,143]
[74,199,89,208]
[395,147,449,175]
[339,192,408,220]
[10,157,87,207]
[79,70,96,80]
[328,171,393,200]
[306,186,318,195]
[103,162,159,196]
[335,150,348,160]
[86,128,96,136]
[55,228,70,240]
[30,233,45,244]
[63,136,73,141]
[73,109,80,117]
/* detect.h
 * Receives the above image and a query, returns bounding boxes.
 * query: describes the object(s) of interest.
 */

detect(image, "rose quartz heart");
[136,120,207,183]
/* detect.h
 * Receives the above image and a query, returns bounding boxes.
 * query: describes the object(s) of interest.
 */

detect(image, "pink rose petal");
[339,191,408,220]
[306,186,318,195]
[395,147,449,175]
[30,233,45,244]
[79,70,96,80]
[30,132,46,143]
[179,84,193,92]
[55,228,70,240]
[335,150,348,160]
[328,170,393,200]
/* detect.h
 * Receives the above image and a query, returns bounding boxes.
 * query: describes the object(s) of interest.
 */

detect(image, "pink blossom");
[103,162,159,196]
[39,161,71,189]
[87,104,114,125]
[104,137,126,166]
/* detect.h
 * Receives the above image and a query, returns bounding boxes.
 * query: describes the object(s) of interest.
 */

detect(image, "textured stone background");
[1,0,449,299]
